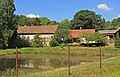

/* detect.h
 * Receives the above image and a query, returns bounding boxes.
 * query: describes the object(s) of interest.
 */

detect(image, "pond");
[0,54,98,76]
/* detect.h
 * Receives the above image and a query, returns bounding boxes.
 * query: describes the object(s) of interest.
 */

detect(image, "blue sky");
[14,0,120,22]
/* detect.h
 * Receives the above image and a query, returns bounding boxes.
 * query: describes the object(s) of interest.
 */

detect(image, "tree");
[50,19,71,46]
[16,15,59,26]
[110,17,120,27]
[0,0,16,49]
[71,10,105,30]
[60,19,71,29]
[81,32,107,46]
[104,21,117,30]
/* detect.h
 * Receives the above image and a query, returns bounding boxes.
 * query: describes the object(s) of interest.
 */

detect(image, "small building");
[98,30,120,42]
[17,25,58,46]
[69,29,96,43]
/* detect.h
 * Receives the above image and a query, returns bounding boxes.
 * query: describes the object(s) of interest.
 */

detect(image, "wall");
[19,34,54,46]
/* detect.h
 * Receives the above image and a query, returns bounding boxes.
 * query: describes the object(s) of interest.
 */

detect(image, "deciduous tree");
[71,10,105,30]
[0,0,16,49]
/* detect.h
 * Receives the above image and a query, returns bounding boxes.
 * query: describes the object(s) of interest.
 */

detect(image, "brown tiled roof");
[17,25,58,34]
[69,29,95,38]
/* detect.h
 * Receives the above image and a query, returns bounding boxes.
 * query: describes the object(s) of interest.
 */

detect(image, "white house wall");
[19,34,54,46]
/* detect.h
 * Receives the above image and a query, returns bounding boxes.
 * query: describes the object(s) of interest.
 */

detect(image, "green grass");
[18,56,120,77]
[0,46,120,56]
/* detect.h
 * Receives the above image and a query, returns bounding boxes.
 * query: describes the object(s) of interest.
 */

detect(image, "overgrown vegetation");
[31,34,43,47]
[115,38,120,48]
[81,32,108,46]
[17,36,30,47]
[50,19,71,47]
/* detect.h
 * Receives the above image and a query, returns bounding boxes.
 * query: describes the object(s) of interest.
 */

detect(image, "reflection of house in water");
[20,60,34,68]
[39,58,52,70]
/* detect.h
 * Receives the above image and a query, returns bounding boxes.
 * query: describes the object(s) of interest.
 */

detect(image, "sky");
[14,0,120,22]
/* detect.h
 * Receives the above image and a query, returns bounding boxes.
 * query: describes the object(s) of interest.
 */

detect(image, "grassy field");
[0,46,120,56]
[0,46,120,77]
[18,56,120,77]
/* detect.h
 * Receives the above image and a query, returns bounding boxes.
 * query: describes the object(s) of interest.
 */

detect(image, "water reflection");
[0,58,92,71]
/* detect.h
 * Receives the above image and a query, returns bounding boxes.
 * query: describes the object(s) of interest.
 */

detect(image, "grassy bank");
[19,56,120,77]
[0,46,120,56]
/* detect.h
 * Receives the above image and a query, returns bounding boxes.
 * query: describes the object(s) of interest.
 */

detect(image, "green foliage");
[53,28,70,45]
[16,15,59,26]
[81,32,107,46]
[50,39,59,47]
[71,10,105,30]
[0,0,16,49]
[31,34,43,47]
[115,38,120,48]
[59,19,71,29]
[111,17,120,27]
[17,36,30,47]
[51,19,71,46]
[104,21,117,30]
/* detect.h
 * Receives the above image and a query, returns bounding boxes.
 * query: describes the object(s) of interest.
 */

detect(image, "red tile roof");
[69,29,95,38]
[17,25,58,34]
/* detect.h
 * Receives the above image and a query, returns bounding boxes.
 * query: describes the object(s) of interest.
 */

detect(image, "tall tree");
[50,19,71,46]
[71,10,105,30]
[104,21,117,30]
[0,0,16,49]
[110,17,120,27]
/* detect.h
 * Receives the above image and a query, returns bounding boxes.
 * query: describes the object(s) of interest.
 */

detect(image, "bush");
[81,32,108,47]
[17,36,30,47]
[31,34,43,47]
[50,39,59,47]
[115,38,120,48]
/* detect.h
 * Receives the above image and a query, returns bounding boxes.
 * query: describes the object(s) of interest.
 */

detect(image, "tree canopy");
[0,0,16,49]
[71,10,105,30]
[50,19,71,46]
[16,15,59,26]
[81,32,107,46]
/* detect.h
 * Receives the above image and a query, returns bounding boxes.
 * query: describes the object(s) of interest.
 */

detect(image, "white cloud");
[26,14,40,18]
[97,4,112,11]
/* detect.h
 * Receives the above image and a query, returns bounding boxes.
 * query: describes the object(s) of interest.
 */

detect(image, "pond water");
[0,54,95,76]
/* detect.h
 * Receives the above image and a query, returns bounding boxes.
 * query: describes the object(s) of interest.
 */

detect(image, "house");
[69,29,96,43]
[98,29,120,42]
[17,25,58,46]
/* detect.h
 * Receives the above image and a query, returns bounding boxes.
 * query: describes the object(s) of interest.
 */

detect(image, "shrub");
[115,38,120,48]
[31,34,43,47]
[81,32,108,47]
[17,36,30,47]
[50,39,59,47]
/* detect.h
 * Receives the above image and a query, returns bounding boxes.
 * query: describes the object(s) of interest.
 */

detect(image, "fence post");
[16,47,18,77]
[68,46,71,76]
[100,46,102,69]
